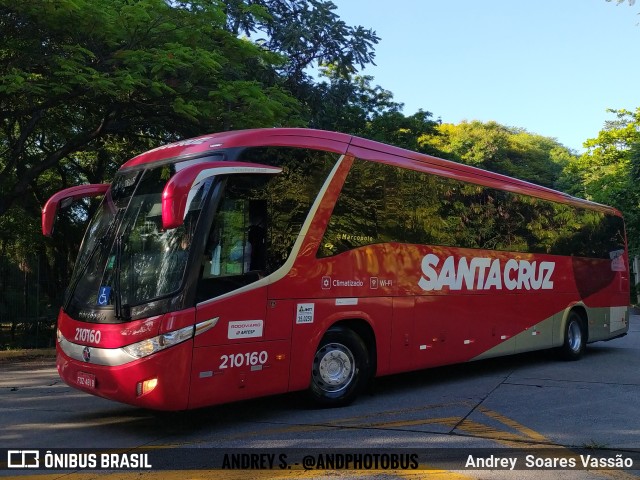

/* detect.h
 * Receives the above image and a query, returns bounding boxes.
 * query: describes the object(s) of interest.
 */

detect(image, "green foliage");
[364,110,441,154]
[421,121,573,189]
[0,0,315,321]
[309,68,399,132]
[223,0,380,80]
[320,159,621,262]
[558,108,640,253]
[309,67,440,152]
[0,0,304,219]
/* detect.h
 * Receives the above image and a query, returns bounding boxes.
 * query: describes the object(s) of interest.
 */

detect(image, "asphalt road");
[1,316,639,479]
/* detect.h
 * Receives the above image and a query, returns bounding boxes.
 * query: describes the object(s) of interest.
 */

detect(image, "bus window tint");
[318,159,625,259]
[236,147,338,271]
[119,168,207,305]
[197,148,339,301]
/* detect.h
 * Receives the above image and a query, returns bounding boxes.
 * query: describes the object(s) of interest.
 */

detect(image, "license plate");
[76,371,96,389]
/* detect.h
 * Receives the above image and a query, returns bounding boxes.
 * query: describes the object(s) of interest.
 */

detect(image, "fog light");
[136,378,158,396]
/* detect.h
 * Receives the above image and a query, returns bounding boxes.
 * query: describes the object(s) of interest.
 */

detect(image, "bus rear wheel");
[560,311,586,361]
[309,327,370,407]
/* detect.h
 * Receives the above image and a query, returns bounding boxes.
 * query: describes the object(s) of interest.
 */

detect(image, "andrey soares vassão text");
[465,454,634,470]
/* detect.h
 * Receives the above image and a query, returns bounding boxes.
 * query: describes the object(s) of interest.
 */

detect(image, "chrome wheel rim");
[567,320,582,352]
[313,343,355,393]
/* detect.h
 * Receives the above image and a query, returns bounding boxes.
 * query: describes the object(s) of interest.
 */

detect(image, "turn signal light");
[136,378,158,396]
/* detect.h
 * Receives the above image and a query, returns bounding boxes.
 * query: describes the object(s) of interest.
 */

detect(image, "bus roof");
[120,128,620,217]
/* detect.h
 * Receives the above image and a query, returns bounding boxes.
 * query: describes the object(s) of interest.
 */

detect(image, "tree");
[0,0,310,331]
[0,0,389,337]
[421,120,574,188]
[558,108,640,253]
[364,110,441,154]
[308,68,399,133]
[222,0,380,83]
[0,0,384,223]
[0,0,303,220]
[308,67,440,153]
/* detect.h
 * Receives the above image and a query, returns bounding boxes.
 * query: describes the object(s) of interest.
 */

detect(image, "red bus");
[42,128,630,410]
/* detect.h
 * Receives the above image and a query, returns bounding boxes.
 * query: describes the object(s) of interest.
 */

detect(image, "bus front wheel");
[309,327,370,407]
[560,311,586,361]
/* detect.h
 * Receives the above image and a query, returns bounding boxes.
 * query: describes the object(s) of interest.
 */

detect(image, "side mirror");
[42,184,110,236]
[161,161,281,229]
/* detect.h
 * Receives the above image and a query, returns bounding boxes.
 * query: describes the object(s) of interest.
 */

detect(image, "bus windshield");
[65,162,212,322]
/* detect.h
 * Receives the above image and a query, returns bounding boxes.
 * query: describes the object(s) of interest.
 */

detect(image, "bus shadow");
[365,343,621,397]
[72,344,622,440]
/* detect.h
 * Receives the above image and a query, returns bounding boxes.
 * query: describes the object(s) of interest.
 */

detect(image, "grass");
[0,347,56,363]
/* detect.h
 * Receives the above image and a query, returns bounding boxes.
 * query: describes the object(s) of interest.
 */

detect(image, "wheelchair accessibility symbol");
[97,286,111,306]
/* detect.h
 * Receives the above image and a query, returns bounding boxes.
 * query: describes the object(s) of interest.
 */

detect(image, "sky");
[328,0,640,152]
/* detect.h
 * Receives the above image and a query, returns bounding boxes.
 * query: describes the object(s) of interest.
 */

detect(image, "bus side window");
[197,186,267,301]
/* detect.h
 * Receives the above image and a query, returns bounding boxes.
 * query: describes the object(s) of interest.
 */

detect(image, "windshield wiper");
[113,234,130,321]
[64,211,122,312]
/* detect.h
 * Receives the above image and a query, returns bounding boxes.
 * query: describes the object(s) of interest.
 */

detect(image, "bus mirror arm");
[161,161,281,230]
[42,184,110,236]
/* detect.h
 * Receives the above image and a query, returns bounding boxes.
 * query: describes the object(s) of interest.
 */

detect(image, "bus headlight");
[123,325,194,359]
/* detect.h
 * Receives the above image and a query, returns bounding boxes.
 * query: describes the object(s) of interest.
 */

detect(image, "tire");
[560,311,586,361]
[309,327,371,407]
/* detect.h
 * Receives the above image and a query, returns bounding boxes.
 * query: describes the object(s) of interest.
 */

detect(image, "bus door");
[182,172,291,408]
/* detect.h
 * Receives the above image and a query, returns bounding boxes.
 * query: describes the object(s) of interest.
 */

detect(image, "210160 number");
[75,328,101,344]
[219,351,268,369]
